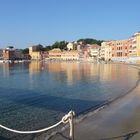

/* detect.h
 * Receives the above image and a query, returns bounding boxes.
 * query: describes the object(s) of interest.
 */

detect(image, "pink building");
[111,40,130,59]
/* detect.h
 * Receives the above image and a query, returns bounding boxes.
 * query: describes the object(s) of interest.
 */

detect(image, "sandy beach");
[50,65,140,140]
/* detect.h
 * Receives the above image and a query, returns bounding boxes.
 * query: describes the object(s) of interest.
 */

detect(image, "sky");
[0,0,140,48]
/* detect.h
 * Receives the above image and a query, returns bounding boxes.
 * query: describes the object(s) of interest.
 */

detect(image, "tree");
[8,46,14,49]
[44,46,52,51]
[51,41,68,50]
[32,44,44,52]
[22,48,29,54]
[77,38,103,46]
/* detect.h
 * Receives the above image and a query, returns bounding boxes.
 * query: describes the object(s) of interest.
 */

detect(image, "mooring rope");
[0,111,75,134]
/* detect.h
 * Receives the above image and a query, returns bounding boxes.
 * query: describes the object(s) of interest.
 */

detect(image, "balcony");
[132,39,136,42]
[116,50,123,53]
[132,44,137,47]
[129,49,136,52]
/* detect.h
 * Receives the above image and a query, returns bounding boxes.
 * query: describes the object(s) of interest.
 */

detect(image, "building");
[42,51,49,60]
[3,47,28,61]
[67,42,74,50]
[80,46,90,60]
[111,40,130,61]
[101,42,112,61]
[101,40,130,61]
[61,50,79,60]
[14,49,24,60]
[48,48,79,60]
[67,42,78,51]
[105,42,112,61]
[100,42,105,60]
[48,48,62,59]
[89,44,101,60]
[29,47,43,60]
[129,32,140,57]
[3,47,15,60]
[100,32,140,62]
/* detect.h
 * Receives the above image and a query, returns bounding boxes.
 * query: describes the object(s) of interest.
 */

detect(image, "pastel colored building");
[29,47,43,60]
[101,40,130,61]
[48,48,79,60]
[3,47,15,60]
[89,44,101,59]
[129,32,140,57]
[80,47,90,59]
[101,42,112,61]
[101,32,140,62]
[61,50,79,60]
[100,42,105,60]
[67,42,78,51]
[42,51,49,60]
[67,42,74,51]
[48,48,62,59]
[111,40,129,60]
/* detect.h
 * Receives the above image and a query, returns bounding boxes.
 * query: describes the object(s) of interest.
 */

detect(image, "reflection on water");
[0,62,139,139]
[29,61,44,75]
[27,62,139,86]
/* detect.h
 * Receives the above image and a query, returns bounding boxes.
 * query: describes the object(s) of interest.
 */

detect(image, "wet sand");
[50,70,140,140]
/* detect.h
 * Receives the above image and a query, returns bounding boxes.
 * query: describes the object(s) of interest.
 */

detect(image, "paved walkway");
[50,83,140,140]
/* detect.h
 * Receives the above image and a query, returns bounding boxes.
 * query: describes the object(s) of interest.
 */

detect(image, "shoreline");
[49,64,140,140]
[0,60,31,63]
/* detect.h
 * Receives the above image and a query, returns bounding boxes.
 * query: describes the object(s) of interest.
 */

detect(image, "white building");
[67,42,74,50]
[89,44,101,59]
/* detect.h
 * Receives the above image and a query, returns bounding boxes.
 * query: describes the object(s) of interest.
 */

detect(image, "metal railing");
[0,111,75,140]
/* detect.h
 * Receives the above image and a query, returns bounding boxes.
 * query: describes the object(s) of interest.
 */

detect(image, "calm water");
[0,62,139,139]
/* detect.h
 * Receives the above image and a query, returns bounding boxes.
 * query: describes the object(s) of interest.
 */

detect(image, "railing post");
[69,111,75,140]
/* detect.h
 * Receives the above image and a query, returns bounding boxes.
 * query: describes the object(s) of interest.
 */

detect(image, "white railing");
[0,111,75,140]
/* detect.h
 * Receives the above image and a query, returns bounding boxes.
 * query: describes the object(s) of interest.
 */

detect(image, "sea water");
[0,62,139,139]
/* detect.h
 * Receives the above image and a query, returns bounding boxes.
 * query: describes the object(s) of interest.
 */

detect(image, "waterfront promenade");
[51,65,140,140]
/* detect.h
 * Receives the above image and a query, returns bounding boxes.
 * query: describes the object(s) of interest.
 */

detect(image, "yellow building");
[101,42,112,61]
[61,50,79,60]
[101,32,140,62]
[29,47,42,60]
[105,42,112,61]
[129,32,140,57]
[48,48,62,59]
[100,42,105,59]
[48,48,79,60]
